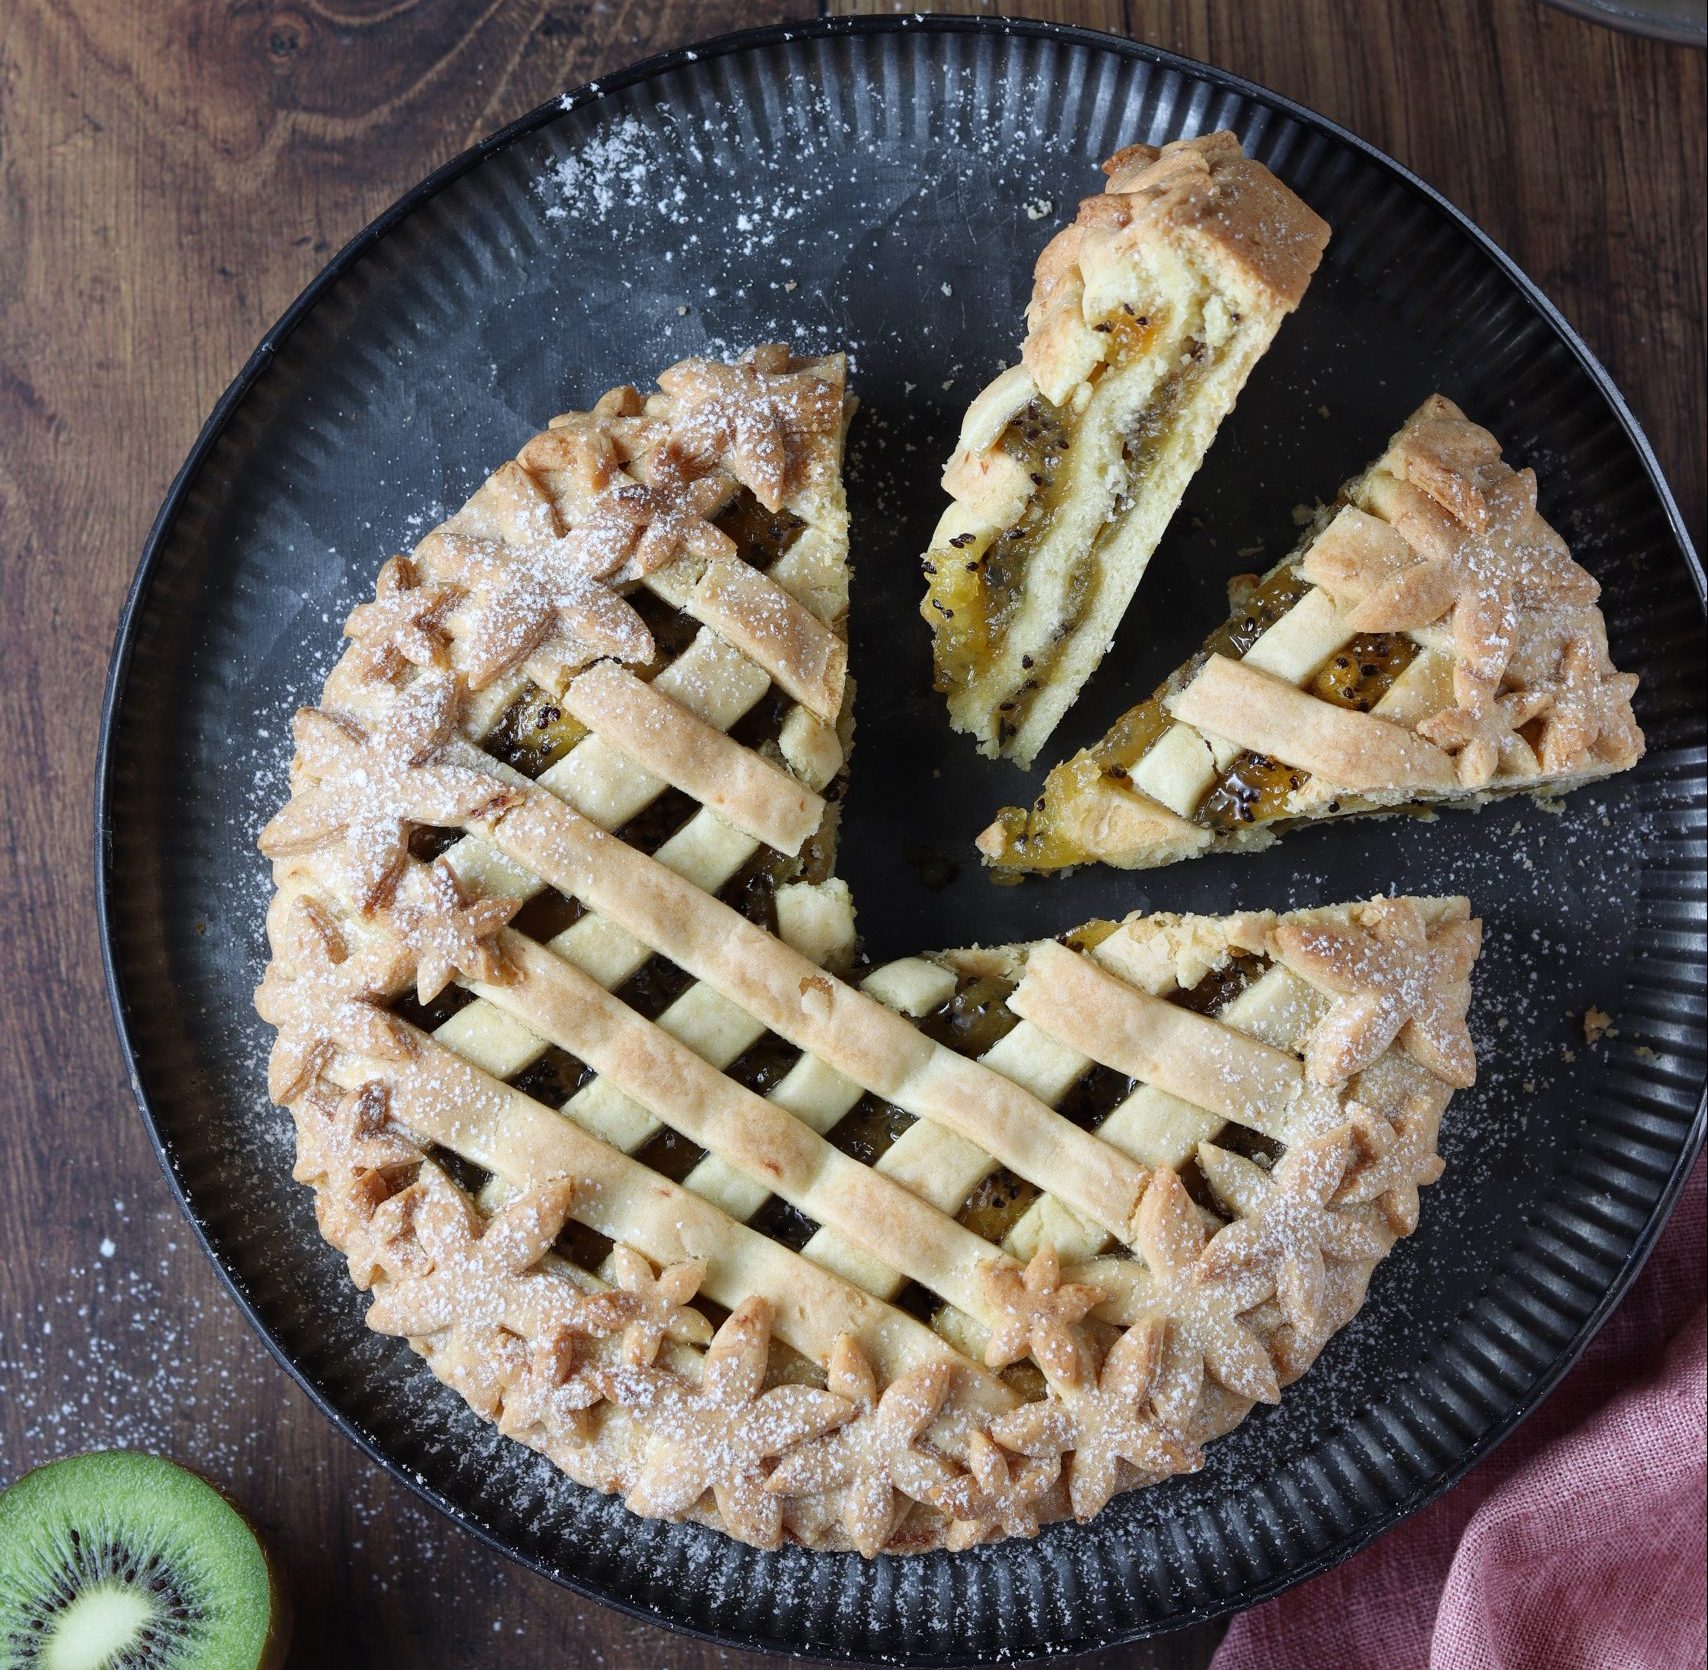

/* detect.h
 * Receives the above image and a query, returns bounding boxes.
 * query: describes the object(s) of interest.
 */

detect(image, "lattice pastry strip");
[278,379,849,1177]
[310,1014,1006,1406]
[291,947,1047,1546]
[979,394,1645,873]
[258,346,1486,1554]
[1006,959,1323,1262]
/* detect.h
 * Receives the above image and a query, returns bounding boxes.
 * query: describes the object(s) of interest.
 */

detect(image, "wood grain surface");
[0,3,1699,1667]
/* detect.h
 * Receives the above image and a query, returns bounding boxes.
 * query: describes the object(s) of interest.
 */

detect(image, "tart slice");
[978,395,1645,873]
[921,131,1330,765]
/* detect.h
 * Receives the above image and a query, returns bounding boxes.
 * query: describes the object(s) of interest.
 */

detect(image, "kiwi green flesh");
[0,1452,278,1670]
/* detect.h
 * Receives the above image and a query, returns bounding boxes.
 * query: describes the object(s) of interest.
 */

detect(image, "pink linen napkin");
[1212,1154,1706,1670]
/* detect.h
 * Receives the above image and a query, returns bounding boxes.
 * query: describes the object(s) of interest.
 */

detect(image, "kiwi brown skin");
[0,1450,290,1670]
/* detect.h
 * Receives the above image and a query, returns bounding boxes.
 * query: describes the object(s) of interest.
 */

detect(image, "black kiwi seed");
[0,1450,287,1670]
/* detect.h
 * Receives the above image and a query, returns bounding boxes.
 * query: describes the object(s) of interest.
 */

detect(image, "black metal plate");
[97,17,1707,1665]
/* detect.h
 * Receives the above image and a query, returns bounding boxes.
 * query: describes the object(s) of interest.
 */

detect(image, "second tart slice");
[921,131,1330,765]
[979,395,1646,873]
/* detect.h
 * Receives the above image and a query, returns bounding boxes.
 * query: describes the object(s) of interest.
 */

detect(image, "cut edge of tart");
[254,346,1483,1556]
[978,394,1646,874]
[921,131,1331,767]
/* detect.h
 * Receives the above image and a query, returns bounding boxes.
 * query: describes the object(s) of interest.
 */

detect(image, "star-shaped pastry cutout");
[252,896,416,1105]
[342,553,462,684]
[607,1245,714,1366]
[1132,1166,1281,1424]
[362,1169,596,1416]
[986,1318,1203,1521]
[364,1170,588,1340]
[257,674,518,912]
[608,1297,851,1550]
[511,412,738,580]
[1338,1097,1446,1236]
[1346,458,1597,707]
[291,1078,420,1188]
[519,384,660,506]
[765,1335,958,1557]
[1534,638,1643,776]
[977,1244,1107,1384]
[380,857,520,1004]
[1196,1131,1388,1347]
[929,1430,1061,1551]
[519,402,635,499]
[561,474,735,578]
[428,526,657,693]
[498,1323,612,1447]
[1272,897,1481,1089]
[655,343,844,512]
[1417,687,1553,788]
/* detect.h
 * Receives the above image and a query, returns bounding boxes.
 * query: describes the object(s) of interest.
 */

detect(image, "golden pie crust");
[921,132,1330,766]
[980,394,1645,873]
[258,346,1483,1557]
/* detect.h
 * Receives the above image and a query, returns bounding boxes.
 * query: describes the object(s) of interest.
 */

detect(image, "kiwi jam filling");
[1169,948,1269,1017]
[987,553,1423,865]
[923,309,1217,741]
[924,392,1073,702]
[811,971,1021,1227]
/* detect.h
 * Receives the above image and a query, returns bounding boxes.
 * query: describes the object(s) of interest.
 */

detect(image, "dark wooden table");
[1,3,1700,1665]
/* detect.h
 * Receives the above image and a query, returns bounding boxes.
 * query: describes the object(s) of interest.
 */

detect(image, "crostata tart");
[256,346,1486,1555]
[979,395,1646,873]
[921,132,1330,765]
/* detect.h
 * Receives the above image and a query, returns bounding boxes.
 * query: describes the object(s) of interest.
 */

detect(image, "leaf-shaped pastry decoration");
[766,1335,958,1557]
[378,857,520,1004]
[988,1319,1202,1521]
[655,343,844,512]
[609,1298,852,1550]
[258,674,517,911]
[1273,897,1481,1089]
[977,1244,1107,1385]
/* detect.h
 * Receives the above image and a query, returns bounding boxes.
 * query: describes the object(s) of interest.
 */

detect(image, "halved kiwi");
[0,1451,286,1670]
